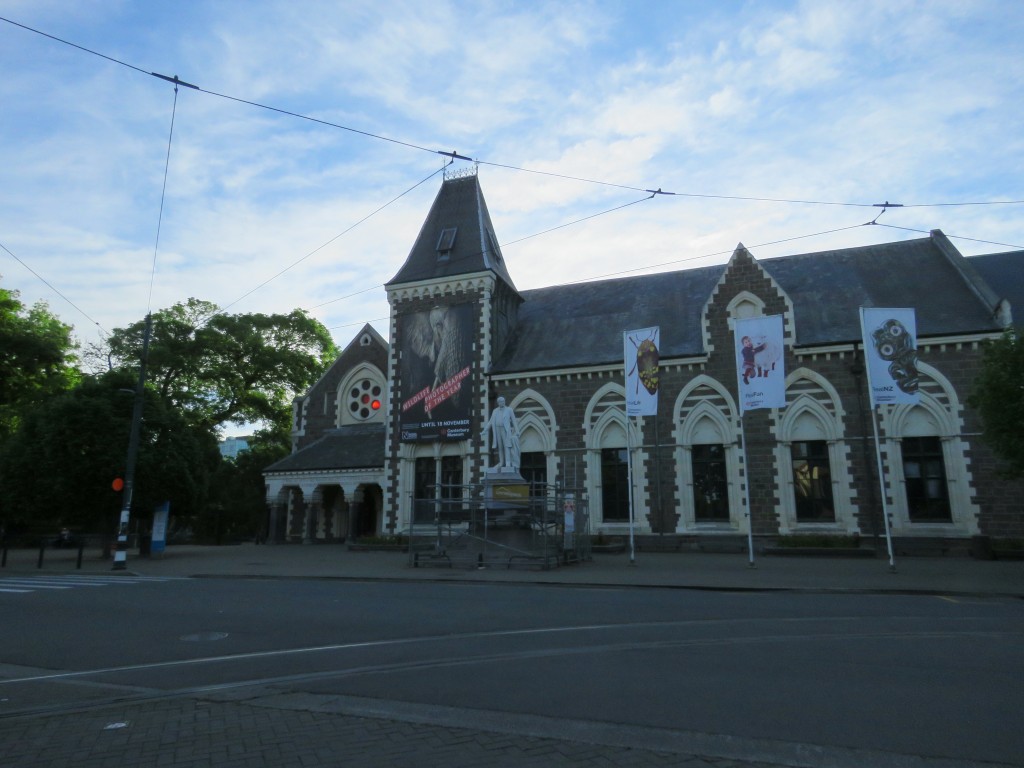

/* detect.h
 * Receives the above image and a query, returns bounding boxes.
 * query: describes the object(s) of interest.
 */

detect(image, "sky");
[1,0,1023,356]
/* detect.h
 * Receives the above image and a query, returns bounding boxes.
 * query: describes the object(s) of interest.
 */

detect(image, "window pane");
[601,448,630,521]
[901,437,951,522]
[692,444,729,521]
[441,456,463,499]
[791,440,835,522]
[413,458,436,523]
[520,451,547,495]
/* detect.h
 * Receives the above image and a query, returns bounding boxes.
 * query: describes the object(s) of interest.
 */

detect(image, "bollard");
[77,541,85,570]
[38,540,45,569]
[1,545,7,568]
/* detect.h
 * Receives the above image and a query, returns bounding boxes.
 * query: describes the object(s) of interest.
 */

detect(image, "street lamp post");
[113,314,152,571]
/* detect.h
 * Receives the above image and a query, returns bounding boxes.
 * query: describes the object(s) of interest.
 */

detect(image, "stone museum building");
[264,167,1024,550]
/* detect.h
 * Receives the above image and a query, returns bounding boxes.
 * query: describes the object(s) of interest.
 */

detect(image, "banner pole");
[740,414,755,568]
[627,414,636,566]
[870,406,897,571]
[858,307,898,573]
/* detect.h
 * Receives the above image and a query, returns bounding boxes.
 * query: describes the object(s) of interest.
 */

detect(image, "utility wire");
[499,194,655,249]
[149,83,180,313]
[193,84,436,156]
[0,239,108,336]
[5,16,1022,212]
[217,161,451,315]
[564,223,871,285]
[0,16,151,77]
[873,224,1024,251]
[303,191,655,322]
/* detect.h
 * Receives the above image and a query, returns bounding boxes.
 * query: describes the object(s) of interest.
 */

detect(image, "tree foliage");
[968,330,1024,478]
[106,299,337,431]
[0,284,79,438]
[0,371,220,535]
[205,424,291,543]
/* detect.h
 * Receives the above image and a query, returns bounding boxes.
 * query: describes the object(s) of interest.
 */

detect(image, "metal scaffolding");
[407,483,590,570]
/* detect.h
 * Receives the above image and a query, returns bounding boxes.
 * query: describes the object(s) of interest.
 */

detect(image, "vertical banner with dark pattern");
[399,303,475,442]
[859,307,920,408]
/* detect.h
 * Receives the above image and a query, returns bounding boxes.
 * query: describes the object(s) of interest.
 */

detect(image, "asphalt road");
[2,576,1022,767]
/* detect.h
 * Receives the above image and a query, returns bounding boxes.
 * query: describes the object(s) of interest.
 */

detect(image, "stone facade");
[265,169,1024,547]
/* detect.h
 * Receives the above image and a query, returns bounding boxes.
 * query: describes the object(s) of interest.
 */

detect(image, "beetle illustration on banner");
[859,307,919,407]
[624,326,660,416]
[734,315,785,412]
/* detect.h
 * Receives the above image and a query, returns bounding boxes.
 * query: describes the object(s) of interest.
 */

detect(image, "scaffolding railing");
[407,483,590,570]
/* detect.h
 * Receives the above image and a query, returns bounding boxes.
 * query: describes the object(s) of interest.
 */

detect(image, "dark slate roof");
[969,250,1024,325]
[762,236,1003,344]
[491,234,1008,373]
[386,173,518,291]
[491,265,726,373]
[264,424,385,474]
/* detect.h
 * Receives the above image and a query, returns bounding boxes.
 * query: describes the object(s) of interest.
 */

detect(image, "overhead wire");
[0,239,109,336]
[3,14,1023,342]
[872,224,1024,251]
[148,82,180,314]
[307,190,656,317]
[216,160,453,316]
[562,223,873,285]
[4,15,1021,213]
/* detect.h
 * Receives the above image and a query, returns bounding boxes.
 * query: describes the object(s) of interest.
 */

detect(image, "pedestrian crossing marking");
[0,575,185,595]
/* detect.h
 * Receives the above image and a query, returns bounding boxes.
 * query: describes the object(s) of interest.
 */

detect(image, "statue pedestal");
[483,467,529,511]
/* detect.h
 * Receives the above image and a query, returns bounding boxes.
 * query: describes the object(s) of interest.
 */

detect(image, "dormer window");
[436,227,457,261]
[487,228,503,264]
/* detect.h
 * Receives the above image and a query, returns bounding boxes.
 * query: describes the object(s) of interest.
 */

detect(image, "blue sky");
[1,0,1022,354]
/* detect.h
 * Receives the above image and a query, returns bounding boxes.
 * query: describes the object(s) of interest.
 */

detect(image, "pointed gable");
[386,170,517,291]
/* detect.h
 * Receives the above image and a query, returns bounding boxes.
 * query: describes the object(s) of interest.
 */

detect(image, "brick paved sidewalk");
[1,694,788,768]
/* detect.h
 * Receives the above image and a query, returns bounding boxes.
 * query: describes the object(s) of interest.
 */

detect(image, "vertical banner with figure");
[624,327,660,417]
[734,315,786,412]
[399,303,475,442]
[859,307,920,407]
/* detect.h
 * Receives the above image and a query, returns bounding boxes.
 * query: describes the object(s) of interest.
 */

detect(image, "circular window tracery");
[347,378,383,421]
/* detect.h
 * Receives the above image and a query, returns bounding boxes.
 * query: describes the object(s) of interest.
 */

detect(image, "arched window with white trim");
[882,363,979,534]
[673,376,744,532]
[775,370,857,534]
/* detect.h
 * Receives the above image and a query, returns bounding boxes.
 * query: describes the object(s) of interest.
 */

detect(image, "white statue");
[484,396,520,472]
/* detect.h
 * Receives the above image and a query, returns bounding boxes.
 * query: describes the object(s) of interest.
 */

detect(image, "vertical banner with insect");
[624,327,660,417]
[859,308,919,408]
[734,315,785,412]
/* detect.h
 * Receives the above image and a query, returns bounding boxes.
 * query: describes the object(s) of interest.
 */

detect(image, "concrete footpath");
[4,540,1022,597]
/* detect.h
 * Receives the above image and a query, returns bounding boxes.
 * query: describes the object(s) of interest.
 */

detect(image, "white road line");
[0,581,71,590]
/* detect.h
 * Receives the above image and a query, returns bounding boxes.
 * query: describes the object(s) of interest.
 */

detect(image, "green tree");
[969,330,1024,478]
[0,284,79,438]
[106,299,337,431]
[206,424,291,543]
[0,372,219,536]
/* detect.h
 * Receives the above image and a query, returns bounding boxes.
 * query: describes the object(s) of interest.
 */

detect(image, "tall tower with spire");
[383,167,521,531]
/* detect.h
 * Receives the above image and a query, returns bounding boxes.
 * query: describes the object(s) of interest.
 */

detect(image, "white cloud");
[0,0,1022,354]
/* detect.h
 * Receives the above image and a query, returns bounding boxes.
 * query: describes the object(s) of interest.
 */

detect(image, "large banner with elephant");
[398,303,475,442]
